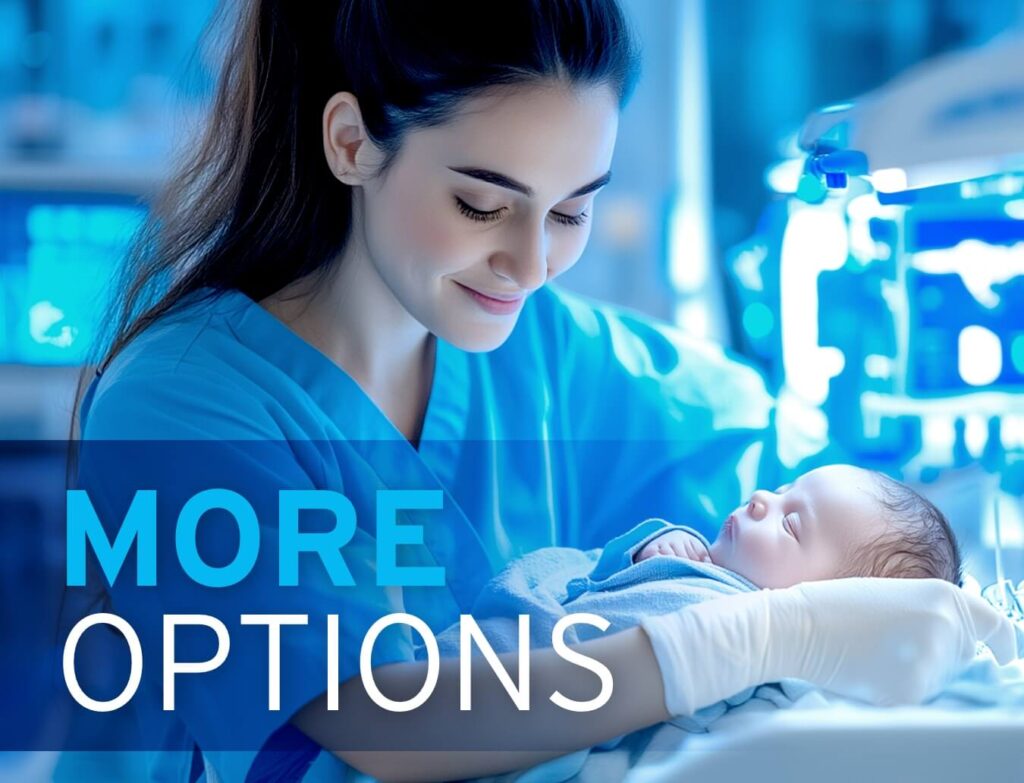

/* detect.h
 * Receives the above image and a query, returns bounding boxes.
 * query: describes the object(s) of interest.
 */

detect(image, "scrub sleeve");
[77,372,414,782]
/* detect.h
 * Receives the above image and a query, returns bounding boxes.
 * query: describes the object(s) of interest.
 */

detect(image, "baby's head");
[707,464,960,589]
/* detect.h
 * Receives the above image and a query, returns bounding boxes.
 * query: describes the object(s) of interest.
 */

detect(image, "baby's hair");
[846,473,962,585]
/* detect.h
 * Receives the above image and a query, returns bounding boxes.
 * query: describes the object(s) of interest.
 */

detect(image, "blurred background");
[1,1,1023,777]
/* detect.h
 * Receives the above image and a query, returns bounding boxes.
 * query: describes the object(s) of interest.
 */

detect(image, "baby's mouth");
[720,514,736,541]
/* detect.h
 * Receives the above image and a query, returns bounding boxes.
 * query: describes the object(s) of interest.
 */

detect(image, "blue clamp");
[796,149,869,203]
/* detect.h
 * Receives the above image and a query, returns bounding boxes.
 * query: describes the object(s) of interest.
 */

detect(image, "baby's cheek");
[748,552,806,589]
[728,538,788,587]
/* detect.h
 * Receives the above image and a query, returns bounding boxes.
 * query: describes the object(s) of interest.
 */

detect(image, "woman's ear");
[322,91,383,185]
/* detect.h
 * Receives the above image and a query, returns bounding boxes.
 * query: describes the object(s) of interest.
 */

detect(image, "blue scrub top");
[77,284,773,782]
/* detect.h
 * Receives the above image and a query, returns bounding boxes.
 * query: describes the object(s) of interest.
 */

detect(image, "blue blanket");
[436,519,758,658]
[427,520,812,746]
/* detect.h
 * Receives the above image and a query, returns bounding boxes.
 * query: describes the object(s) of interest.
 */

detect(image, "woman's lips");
[456,282,525,315]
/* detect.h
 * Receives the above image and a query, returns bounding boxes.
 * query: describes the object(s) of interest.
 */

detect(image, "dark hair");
[82,0,639,396]
[847,473,962,584]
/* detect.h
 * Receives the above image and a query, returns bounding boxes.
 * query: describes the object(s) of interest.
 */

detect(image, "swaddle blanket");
[423,518,813,783]
[422,518,1024,783]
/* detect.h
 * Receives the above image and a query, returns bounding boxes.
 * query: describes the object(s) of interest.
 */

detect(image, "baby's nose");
[747,495,768,521]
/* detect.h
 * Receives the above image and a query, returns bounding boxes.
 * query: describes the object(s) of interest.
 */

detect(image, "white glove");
[640,577,1019,717]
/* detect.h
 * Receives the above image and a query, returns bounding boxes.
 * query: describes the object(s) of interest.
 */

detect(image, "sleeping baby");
[428,465,968,781]
[431,464,961,718]
[633,463,961,588]
[436,463,961,667]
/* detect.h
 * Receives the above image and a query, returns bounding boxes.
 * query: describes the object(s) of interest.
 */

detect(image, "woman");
[76,1,1015,781]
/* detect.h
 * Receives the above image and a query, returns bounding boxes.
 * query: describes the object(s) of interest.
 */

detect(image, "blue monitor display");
[0,190,146,365]
[908,267,1024,394]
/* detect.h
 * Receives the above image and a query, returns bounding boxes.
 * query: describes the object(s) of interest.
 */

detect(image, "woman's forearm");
[292,626,669,783]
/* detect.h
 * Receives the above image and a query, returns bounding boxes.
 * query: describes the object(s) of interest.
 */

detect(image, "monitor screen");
[0,190,146,365]
[906,218,1024,394]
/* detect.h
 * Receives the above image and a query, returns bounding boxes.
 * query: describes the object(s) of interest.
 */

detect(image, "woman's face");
[351,82,619,352]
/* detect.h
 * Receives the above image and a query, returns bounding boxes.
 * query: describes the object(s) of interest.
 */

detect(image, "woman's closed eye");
[455,196,507,223]
[454,196,590,227]
[550,209,589,227]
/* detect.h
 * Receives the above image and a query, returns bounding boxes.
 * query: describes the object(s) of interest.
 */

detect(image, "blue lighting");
[912,217,1024,251]
[742,302,775,340]
[1012,334,1024,374]
[0,191,146,365]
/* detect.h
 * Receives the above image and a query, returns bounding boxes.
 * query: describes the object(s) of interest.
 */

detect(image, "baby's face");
[707,465,886,588]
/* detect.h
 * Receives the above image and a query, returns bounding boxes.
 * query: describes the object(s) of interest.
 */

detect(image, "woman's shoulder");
[519,283,729,364]
[515,283,750,374]
[512,283,772,429]
[81,291,287,440]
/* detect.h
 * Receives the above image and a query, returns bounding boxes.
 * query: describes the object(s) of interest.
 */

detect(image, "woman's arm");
[293,626,667,783]
[294,578,1018,783]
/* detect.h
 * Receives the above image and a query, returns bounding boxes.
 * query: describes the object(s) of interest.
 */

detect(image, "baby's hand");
[634,529,711,564]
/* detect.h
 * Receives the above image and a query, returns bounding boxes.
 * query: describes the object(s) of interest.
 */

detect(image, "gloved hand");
[640,577,1019,717]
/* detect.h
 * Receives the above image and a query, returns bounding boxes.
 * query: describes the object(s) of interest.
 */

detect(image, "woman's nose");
[490,225,549,292]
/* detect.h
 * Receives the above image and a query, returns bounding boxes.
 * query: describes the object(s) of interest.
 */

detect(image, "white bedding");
[495,655,1024,783]
[626,704,1024,783]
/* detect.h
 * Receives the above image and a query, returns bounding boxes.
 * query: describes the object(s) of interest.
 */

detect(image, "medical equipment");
[0,186,146,364]
[981,492,1024,623]
[615,31,1024,783]
[727,31,1024,599]
[803,37,1024,630]
[797,30,1024,194]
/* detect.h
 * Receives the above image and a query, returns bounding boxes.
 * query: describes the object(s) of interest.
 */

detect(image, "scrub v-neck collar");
[219,288,469,457]
[217,289,490,609]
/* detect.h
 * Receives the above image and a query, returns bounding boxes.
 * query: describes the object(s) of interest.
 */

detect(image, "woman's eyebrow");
[568,171,612,197]
[448,167,612,199]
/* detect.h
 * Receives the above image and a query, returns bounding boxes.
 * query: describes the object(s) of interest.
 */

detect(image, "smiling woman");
[274,81,619,368]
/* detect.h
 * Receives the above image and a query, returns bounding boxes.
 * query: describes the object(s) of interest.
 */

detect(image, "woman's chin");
[437,318,518,353]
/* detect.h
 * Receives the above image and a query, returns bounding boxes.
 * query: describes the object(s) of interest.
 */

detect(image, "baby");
[633,464,961,588]
[429,463,993,782]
